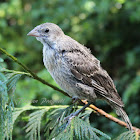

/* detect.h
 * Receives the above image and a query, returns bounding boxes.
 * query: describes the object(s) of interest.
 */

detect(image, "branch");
[0,69,32,77]
[0,48,140,135]
[82,100,140,135]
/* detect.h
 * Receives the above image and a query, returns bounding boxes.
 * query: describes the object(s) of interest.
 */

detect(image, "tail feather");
[115,106,133,131]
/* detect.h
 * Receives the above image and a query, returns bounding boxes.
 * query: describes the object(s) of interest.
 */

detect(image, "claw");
[64,113,76,127]
[72,96,79,104]
[64,113,75,121]
[64,102,91,127]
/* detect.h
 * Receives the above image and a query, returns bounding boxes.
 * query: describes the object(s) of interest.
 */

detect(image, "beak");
[27,29,40,37]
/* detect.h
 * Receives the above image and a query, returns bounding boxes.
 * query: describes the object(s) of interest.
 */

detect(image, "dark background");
[0,0,140,139]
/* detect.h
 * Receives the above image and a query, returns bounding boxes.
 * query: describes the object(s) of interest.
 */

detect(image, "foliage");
[3,104,111,140]
[55,117,111,140]
[0,0,140,139]
[114,131,139,140]
[24,108,47,140]
[44,105,110,139]
[0,58,22,139]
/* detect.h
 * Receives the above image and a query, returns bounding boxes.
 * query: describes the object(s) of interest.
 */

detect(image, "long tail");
[114,106,133,131]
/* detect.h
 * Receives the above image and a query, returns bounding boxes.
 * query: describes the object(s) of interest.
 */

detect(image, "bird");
[27,22,132,130]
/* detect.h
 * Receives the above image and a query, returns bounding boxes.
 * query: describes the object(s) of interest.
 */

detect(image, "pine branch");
[0,47,140,135]
[114,131,139,140]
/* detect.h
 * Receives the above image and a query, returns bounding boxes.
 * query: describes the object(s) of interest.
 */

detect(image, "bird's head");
[27,23,64,46]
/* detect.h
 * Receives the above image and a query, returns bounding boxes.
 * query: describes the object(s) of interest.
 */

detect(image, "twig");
[0,69,32,77]
[0,47,140,135]
[82,100,140,135]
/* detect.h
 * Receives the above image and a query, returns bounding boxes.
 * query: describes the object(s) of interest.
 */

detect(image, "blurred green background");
[0,0,140,139]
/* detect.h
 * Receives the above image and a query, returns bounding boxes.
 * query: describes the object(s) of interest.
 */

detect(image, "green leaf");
[114,131,139,140]
[0,69,22,139]
[0,72,12,139]
[25,109,47,140]
[55,117,111,140]
[46,106,110,140]
[5,73,22,93]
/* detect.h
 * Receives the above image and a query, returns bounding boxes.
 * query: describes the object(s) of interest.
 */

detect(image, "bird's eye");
[44,28,49,33]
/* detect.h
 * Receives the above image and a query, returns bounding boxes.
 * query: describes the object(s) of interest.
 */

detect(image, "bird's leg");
[64,102,91,126]
[71,101,91,117]
[72,96,80,104]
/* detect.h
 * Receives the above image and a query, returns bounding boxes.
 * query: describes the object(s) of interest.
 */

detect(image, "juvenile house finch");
[27,23,132,130]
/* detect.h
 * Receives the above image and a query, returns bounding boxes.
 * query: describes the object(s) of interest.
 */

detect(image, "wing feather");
[63,50,124,107]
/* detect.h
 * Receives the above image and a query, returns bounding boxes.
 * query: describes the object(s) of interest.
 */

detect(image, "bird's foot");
[72,96,80,104]
[64,102,91,127]
[64,113,75,122]
[64,112,76,127]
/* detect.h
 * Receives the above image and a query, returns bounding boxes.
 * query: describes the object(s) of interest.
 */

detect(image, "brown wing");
[63,50,124,107]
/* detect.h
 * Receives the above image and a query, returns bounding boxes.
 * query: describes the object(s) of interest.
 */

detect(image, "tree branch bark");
[82,100,140,135]
[0,47,140,135]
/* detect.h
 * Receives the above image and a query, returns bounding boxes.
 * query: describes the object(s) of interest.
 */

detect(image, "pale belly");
[43,45,78,97]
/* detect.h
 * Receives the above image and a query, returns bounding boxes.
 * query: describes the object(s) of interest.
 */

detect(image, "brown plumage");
[27,22,132,130]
